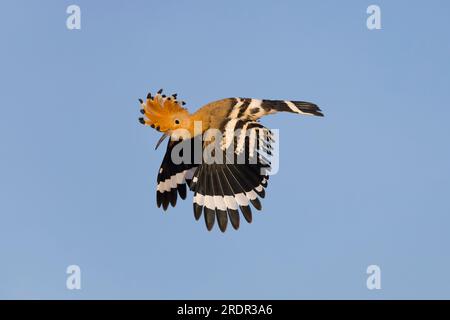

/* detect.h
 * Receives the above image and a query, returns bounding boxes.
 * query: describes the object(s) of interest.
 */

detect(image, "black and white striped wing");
[156,139,197,210]
[191,124,271,232]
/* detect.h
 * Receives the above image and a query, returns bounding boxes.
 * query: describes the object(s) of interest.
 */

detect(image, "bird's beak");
[155,133,169,150]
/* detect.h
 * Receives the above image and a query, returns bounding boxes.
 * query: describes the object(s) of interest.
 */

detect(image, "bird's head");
[139,90,192,149]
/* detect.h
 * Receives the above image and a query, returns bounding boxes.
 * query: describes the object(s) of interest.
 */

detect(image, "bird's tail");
[229,98,324,120]
[259,99,323,117]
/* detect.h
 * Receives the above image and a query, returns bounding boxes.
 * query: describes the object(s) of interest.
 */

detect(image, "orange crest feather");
[141,91,189,132]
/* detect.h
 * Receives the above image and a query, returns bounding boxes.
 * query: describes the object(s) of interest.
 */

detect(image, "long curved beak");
[155,133,169,150]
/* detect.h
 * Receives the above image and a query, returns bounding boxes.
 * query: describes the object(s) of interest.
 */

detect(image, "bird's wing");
[217,97,322,150]
[156,138,198,210]
[190,122,271,231]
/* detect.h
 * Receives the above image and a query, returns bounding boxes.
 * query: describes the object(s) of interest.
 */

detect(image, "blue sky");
[1,0,449,299]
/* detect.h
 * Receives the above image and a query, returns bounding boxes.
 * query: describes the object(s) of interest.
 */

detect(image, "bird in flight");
[138,89,323,232]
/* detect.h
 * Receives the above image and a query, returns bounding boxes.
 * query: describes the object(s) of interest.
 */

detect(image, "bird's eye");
[174,119,180,125]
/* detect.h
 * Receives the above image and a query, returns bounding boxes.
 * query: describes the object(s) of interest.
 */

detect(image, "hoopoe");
[138,89,323,232]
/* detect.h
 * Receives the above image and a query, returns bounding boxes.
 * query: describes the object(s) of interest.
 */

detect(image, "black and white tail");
[261,99,324,117]
[226,98,323,121]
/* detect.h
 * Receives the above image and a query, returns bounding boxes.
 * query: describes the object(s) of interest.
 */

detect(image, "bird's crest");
[139,89,189,133]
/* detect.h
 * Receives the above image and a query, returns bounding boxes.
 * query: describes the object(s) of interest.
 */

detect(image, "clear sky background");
[1,0,449,299]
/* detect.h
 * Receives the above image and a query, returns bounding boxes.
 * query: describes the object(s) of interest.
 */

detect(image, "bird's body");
[139,89,323,232]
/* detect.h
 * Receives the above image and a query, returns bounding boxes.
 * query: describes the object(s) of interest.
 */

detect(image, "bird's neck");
[185,112,210,137]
